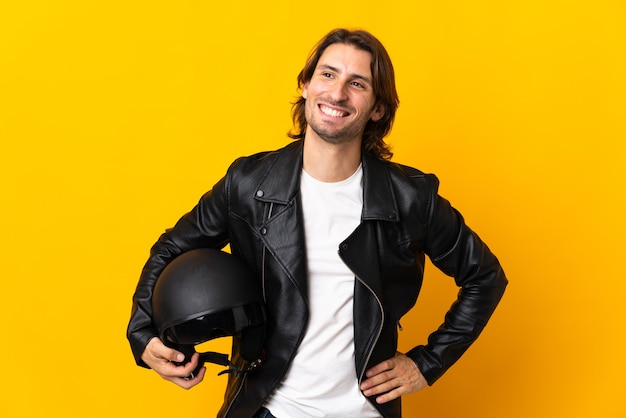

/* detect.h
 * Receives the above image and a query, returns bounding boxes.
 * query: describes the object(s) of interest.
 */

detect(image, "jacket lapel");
[346,154,400,293]
[253,141,308,299]
[361,154,400,223]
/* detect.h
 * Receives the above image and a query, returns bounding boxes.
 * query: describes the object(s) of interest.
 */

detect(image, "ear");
[370,102,385,122]
[302,82,309,100]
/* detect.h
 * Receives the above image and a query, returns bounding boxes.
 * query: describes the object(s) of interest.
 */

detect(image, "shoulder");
[372,157,441,193]
[228,140,302,177]
[221,140,303,202]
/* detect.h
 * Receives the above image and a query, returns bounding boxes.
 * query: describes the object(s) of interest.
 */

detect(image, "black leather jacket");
[127,140,507,418]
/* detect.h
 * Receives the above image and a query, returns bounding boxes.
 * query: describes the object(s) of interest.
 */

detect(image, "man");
[127,28,507,418]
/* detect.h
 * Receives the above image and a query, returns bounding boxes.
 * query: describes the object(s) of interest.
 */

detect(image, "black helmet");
[152,248,266,377]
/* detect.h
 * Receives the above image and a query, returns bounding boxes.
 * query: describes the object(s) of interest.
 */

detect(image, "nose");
[328,80,348,102]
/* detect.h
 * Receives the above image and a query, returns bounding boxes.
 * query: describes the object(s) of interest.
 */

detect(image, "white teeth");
[320,105,346,118]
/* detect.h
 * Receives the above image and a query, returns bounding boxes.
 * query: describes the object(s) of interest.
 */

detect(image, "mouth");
[319,104,349,118]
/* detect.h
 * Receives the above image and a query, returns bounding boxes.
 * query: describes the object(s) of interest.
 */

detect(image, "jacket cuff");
[129,332,157,369]
[405,345,445,386]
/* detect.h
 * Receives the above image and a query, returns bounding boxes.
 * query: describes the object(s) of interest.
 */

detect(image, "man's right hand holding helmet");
[141,337,207,389]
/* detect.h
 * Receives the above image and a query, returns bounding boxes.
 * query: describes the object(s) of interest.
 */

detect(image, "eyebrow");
[317,64,372,86]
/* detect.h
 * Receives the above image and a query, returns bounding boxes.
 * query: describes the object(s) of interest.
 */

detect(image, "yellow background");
[1,1,625,417]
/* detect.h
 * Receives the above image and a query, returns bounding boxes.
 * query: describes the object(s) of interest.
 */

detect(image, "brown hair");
[288,28,399,160]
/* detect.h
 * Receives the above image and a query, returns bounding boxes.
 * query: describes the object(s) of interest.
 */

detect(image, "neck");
[302,135,362,182]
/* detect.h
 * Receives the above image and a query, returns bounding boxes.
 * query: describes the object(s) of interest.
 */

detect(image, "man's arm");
[126,175,232,369]
[362,185,507,401]
[407,191,508,385]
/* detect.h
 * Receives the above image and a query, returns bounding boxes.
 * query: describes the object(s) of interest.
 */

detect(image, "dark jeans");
[253,407,277,418]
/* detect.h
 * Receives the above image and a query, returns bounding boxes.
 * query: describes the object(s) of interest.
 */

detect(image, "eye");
[351,81,366,89]
[322,72,333,78]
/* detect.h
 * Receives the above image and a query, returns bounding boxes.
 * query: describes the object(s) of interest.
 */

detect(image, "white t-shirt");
[263,165,381,418]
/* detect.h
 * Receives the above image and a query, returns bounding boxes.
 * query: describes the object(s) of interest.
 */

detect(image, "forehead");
[316,43,373,78]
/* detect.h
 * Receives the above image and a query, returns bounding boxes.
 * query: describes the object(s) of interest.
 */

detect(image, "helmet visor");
[163,303,265,345]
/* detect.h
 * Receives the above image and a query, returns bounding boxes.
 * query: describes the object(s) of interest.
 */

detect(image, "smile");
[319,104,349,118]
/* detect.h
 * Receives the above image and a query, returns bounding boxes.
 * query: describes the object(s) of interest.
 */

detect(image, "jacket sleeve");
[406,183,508,385]
[126,174,232,368]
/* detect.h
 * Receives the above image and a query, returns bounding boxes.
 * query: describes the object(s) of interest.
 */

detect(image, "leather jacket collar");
[254,140,400,223]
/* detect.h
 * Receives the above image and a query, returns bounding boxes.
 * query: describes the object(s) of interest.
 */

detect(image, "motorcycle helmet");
[152,248,266,378]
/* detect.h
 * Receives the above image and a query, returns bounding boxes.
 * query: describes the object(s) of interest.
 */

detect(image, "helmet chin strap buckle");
[199,351,263,378]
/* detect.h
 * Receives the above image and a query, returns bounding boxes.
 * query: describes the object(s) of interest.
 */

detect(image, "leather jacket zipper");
[261,203,274,303]
[222,371,247,418]
[355,274,385,385]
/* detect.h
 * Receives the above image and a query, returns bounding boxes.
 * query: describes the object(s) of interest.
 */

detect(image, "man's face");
[302,43,384,146]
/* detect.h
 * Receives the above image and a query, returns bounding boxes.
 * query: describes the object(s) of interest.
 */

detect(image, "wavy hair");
[288,28,399,160]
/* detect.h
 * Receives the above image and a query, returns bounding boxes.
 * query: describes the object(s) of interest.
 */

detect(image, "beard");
[304,99,370,145]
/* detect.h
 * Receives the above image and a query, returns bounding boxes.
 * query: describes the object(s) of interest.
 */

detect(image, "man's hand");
[141,337,206,389]
[360,352,428,404]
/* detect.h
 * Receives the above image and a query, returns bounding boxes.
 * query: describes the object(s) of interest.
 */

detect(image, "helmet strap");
[199,351,263,378]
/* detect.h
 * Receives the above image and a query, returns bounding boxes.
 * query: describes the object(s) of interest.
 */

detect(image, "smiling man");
[303,43,384,145]
[300,42,385,186]
[127,28,508,418]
